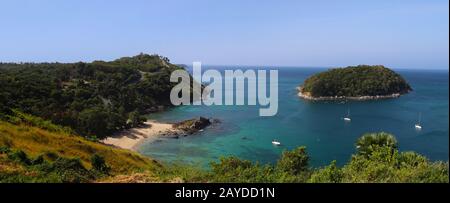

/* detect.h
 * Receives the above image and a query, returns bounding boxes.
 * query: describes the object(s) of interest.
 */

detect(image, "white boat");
[415,124,422,130]
[343,109,351,122]
[272,140,281,146]
[415,113,422,130]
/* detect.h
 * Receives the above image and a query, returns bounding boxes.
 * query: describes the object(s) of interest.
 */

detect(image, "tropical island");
[298,65,412,101]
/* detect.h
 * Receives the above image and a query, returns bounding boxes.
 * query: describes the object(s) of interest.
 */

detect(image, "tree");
[211,157,253,175]
[309,160,343,183]
[128,110,145,127]
[355,132,398,157]
[77,107,110,137]
[276,146,309,175]
[0,54,185,138]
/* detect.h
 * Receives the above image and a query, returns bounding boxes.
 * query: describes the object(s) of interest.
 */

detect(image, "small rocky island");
[160,117,219,138]
[298,65,412,101]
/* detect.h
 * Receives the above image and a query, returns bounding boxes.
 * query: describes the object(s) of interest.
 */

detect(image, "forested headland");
[0,54,185,139]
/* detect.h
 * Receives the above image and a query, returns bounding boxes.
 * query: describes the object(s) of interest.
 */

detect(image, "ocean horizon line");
[181,64,450,71]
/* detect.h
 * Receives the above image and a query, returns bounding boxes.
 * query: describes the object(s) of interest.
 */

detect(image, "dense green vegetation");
[1,113,447,183]
[1,148,103,183]
[0,54,184,138]
[0,57,446,183]
[197,132,448,183]
[300,65,412,98]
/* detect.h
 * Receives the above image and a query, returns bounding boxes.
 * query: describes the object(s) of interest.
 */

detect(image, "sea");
[138,66,449,168]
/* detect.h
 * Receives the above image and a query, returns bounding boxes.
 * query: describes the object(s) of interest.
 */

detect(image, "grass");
[0,121,161,175]
[1,112,448,183]
[0,111,183,182]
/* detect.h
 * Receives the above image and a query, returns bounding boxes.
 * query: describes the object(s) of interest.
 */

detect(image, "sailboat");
[272,139,281,146]
[415,113,422,130]
[343,109,351,122]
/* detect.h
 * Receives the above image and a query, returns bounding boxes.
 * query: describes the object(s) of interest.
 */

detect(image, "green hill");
[0,114,161,182]
[0,54,185,139]
[299,65,412,100]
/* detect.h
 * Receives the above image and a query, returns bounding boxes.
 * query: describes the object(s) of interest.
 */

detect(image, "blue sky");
[0,0,448,69]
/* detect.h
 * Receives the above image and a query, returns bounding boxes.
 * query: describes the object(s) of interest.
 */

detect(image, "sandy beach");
[101,120,175,151]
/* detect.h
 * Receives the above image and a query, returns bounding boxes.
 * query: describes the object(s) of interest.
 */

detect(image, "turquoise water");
[138,67,449,167]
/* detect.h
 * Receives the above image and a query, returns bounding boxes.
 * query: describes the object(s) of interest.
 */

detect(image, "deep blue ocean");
[139,66,449,168]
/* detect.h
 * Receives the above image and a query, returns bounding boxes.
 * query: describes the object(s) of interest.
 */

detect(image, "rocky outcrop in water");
[174,117,212,134]
[159,117,219,139]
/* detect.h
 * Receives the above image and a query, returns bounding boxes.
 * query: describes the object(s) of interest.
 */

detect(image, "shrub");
[90,154,110,174]
[44,151,59,161]
[127,110,146,127]
[45,157,94,183]
[211,157,253,175]
[309,160,343,183]
[209,157,279,183]
[397,151,428,167]
[31,155,45,165]
[8,150,31,165]
[276,146,309,175]
[0,146,11,154]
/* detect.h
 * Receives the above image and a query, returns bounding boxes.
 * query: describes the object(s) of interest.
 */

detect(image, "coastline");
[296,87,403,101]
[100,117,213,151]
[101,120,176,151]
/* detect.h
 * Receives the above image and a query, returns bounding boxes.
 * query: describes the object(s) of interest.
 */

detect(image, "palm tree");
[355,132,398,157]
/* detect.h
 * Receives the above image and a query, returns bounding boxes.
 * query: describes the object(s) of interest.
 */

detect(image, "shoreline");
[297,87,403,101]
[100,120,176,151]
[100,117,213,151]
